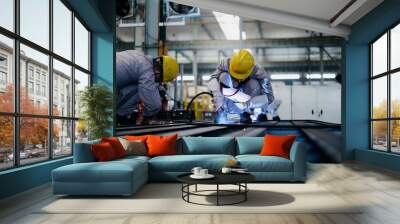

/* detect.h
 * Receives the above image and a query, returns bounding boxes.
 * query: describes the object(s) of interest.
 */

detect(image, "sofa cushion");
[124,135,148,142]
[236,155,293,172]
[149,154,235,172]
[181,137,235,155]
[147,135,177,157]
[260,134,296,159]
[115,155,150,163]
[101,137,127,158]
[118,137,147,156]
[236,137,263,155]
[73,140,100,163]
[53,158,147,183]
[91,142,118,161]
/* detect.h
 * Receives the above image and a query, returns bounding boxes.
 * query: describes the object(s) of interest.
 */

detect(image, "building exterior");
[0,41,74,155]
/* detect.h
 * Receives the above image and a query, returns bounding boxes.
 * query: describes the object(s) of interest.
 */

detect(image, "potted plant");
[79,84,113,140]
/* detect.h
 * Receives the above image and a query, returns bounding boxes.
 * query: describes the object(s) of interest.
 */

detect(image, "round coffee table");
[177,173,255,206]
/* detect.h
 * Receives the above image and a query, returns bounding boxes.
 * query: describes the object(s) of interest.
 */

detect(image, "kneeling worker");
[116,50,179,125]
[208,49,281,123]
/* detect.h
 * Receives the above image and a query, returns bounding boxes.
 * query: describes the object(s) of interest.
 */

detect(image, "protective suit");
[116,50,161,117]
[208,57,280,122]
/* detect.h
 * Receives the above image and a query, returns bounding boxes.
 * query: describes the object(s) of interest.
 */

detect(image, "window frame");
[370,20,400,154]
[0,0,92,171]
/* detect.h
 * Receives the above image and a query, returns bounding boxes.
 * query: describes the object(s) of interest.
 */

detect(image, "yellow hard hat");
[162,55,179,82]
[229,49,255,80]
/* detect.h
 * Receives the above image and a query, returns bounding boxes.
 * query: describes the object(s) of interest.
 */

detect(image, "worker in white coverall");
[116,50,179,125]
[208,49,281,123]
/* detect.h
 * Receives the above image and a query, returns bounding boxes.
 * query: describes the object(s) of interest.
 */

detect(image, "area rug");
[37,183,362,214]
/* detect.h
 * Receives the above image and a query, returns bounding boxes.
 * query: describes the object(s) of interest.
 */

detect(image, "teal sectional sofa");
[52,137,307,196]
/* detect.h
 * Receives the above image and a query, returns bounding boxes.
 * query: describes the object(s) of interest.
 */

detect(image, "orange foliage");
[0,85,59,150]
[373,99,400,141]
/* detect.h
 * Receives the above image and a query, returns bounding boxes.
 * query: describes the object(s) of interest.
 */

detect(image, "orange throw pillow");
[101,137,126,158]
[260,134,296,159]
[146,135,177,157]
[91,142,117,162]
[125,135,149,149]
[124,135,148,142]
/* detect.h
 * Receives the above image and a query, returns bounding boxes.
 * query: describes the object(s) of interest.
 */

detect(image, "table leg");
[181,184,183,199]
[245,183,247,201]
[195,184,198,192]
[217,184,219,206]
[187,184,190,202]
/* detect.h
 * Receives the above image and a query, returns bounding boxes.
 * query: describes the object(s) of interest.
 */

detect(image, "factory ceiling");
[169,0,384,37]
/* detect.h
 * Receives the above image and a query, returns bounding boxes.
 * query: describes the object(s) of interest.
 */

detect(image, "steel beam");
[200,23,227,57]
[256,21,263,39]
[322,47,341,66]
[181,60,340,74]
[144,0,159,56]
[166,36,343,51]
[319,46,324,84]
[169,0,351,37]
[178,51,192,62]
[192,50,198,85]
[200,24,215,40]
[330,0,368,27]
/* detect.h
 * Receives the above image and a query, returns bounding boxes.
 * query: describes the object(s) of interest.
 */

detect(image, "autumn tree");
[0,84,60,153]
[0,85,14,151]
[372,99,400,144]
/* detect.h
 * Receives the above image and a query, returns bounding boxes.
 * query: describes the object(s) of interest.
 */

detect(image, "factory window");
[74,17,90,70]
[370,22,400,154]
[0,35,14,114]
[53,0,72,60]
[53,59,72,117]
[0,0,91,170]
[20,0,49,49]
[0,0,14,32]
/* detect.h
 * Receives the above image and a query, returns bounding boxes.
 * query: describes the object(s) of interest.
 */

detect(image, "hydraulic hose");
[186,92,214,122]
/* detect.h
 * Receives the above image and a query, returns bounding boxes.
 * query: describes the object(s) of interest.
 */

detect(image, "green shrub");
[79,84,113,140]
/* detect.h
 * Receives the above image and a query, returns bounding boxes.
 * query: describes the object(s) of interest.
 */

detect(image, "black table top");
[177,172,255,185]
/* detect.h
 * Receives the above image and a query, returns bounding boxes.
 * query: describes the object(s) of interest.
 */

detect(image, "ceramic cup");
[200,169,208,176]
[221,167,232,174]
[191,167,202,176]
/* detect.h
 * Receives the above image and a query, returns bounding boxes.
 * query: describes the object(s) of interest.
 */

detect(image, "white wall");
[273,83,341,123]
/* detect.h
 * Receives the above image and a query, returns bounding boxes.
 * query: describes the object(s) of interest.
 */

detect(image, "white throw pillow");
[118,137,147,156]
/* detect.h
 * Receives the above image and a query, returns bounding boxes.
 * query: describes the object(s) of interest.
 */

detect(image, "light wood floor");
[1,162,400,224]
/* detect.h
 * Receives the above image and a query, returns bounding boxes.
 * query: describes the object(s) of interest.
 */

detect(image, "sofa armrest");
[289,142,307,182]
[73,140,100,163]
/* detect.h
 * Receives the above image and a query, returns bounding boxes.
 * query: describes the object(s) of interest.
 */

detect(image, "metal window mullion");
[0,22,90,72]
[48,0,54,160]
[88,31,91,75]
[13,0,21,167]
[370,45,373,149]
[71,11,76,156]
[388,30,392,152]
[1,0,85,168]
